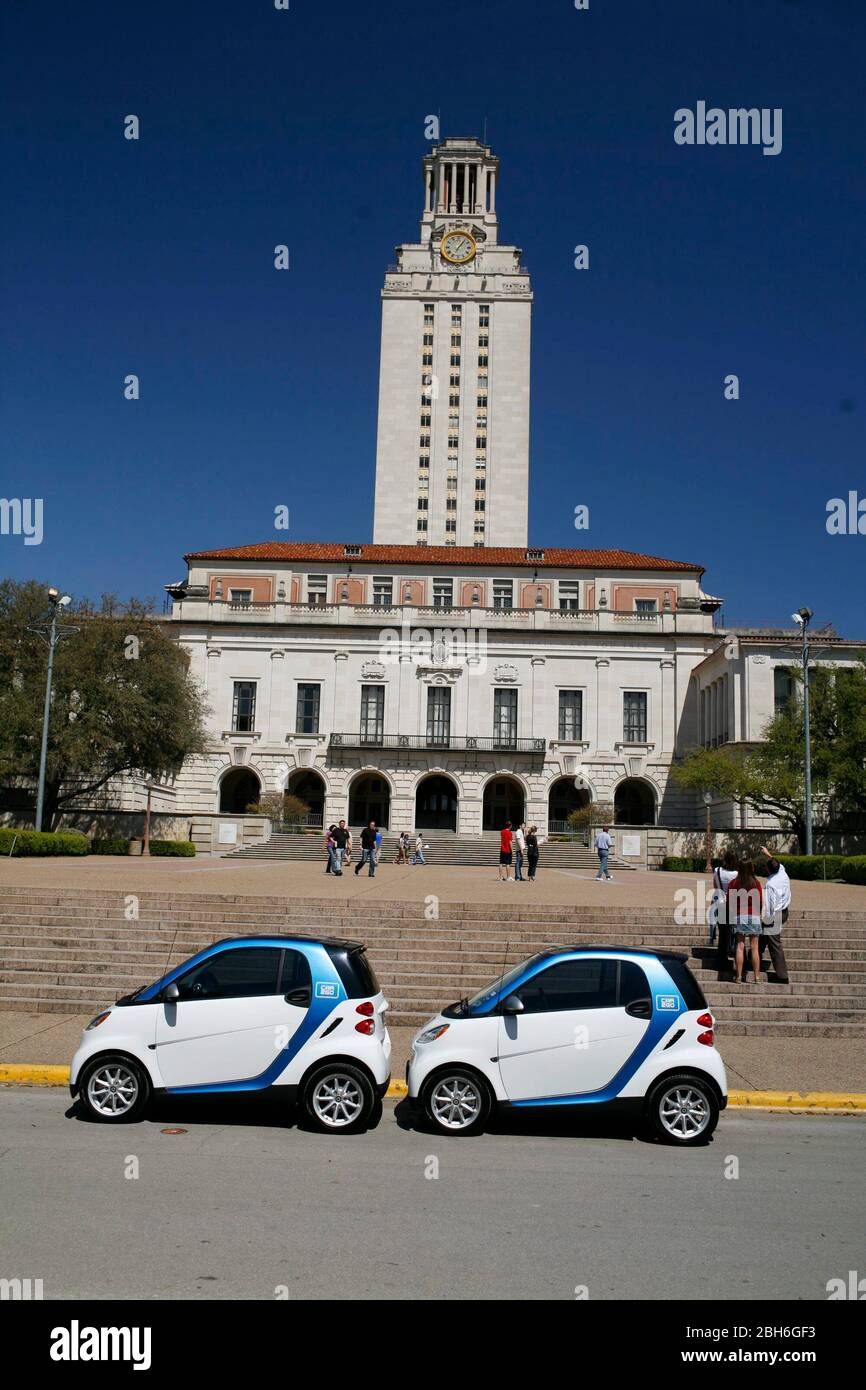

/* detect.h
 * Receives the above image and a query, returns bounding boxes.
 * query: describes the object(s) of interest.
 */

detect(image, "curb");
[2,1066,864,1110]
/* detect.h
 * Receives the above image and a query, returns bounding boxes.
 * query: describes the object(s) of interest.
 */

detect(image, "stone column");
[595,658,611,751]
[660,659,675,753]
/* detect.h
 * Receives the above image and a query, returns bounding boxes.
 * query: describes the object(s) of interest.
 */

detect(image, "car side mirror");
[501,994,524,1015]
[163,982,180,1003]
[625,998,652,1019]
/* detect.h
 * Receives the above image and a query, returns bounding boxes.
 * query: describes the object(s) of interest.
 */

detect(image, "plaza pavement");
[1,856,865,1091]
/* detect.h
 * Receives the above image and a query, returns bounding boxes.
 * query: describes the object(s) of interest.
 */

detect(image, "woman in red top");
[498,822,514,881]
[726,859,764,984]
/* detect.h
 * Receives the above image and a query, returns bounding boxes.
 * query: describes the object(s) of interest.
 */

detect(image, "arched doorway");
[547,777,590,829]
[415,774,458,831]
[286,769,325,826]
[348,773,390,829]
[614,778,656,825]
[218,767,261,814]
[482,776,525,831]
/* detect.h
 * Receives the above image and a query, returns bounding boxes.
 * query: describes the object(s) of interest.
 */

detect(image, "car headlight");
[416,1024,450,1044]
[85,1011,111,1030]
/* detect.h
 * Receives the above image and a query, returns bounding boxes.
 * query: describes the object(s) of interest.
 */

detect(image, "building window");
[449,393,460,407]
[559,581,580,610]
[373,578,393,607]
[421,352,433,367]
[479,304,490,326]
[635,598,657,614]
[360,686,385,744]
[623,691,648,743]
[426,686,451,745]
[231,681,257,733]
[418,497,428,510]
[494,689,518,748]
[445,518,456,533]
[228,588,252,608]
[478,333,489,348]
[558,690,583,741]
[307,575,327,606]
[474,498,485,512]
[419,433,430,447]
[450,353,461,367]
[474,519,485,535]
[419,455,429,469]
[296,683,321,734]
[478,353,488,367]
[450,373,460,388]
[475,476,486,491]
[448,434,459,449]
[432,579,453,608]
[774,668,796,715]
[446,498,457,512]
[420,412,431,427]
[417,519,428,533]
[493,580,513,609]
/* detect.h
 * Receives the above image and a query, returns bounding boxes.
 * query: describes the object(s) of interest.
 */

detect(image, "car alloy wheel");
[86,1062,140,1118]
[657,1083,711,1140]
[429,1074,483,1130]
[311,1072,365,1128]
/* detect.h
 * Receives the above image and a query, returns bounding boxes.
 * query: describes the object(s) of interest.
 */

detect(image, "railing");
[330,733,546,754]
[273,812,324,832]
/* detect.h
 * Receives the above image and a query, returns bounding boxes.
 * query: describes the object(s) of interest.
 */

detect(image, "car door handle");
[625,999,652,1019]
[284,988,311,1008]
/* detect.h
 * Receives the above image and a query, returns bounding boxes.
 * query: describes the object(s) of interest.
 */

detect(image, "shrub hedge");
[90,838,131,856]
[148,839,195,857]
[840,857,866,885]
[0,828,89,856]
[661,853,849,879]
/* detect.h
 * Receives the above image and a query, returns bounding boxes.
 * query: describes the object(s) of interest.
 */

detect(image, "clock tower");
[372,137,532,548]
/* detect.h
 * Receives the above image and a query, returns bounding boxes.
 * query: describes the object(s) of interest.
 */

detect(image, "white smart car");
[407,946,727,1144]
[70,934,391,1133]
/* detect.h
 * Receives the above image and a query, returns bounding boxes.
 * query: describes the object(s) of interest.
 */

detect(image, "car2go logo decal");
[655,994,681,1012]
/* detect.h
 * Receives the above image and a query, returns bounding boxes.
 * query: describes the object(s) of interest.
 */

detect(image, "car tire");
[302,1062,376,1134]
[421,1067,492,1137]
[646,1072,719,1146]
[78,1053,151,1124]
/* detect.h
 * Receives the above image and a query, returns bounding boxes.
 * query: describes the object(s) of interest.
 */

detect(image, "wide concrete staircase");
[228,828,634,871]
[1,888,864,1037]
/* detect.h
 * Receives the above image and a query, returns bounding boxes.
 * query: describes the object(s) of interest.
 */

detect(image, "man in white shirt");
[595,826,612,881]
[513,823,527,881]
[760,849,791,983]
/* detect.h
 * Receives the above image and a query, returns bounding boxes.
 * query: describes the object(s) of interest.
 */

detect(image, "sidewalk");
[1,1010,864,1094]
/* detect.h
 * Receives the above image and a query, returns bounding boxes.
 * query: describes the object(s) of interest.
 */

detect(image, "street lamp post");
[34,588,71,833]
[795,606,814,856]
[703,790,713,875]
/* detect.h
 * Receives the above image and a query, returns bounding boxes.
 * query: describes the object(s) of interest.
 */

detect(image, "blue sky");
[1,0,864,631]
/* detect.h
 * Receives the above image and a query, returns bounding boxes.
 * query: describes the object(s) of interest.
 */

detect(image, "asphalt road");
[0,1088,863,1301]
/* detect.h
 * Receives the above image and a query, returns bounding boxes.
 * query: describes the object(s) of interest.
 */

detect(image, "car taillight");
[356,1002,375,1017]
[354,1019,375,1035]
[696,1013,714,1028]
[697,1030,714,1046]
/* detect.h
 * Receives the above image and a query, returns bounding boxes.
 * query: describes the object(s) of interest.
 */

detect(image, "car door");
[154,945,312,1088]
[496,957,651,1101]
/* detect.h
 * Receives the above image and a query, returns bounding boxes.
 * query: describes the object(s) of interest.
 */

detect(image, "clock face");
[441,230,477,264]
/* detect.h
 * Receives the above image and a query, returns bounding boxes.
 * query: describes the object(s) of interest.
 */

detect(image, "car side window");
[279,948,312,999]
[515,959,618,1014]
[174,947,282,1001]
[618,961,651,1008]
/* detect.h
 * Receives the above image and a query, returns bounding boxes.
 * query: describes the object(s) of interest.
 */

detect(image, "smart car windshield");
[461,958,540,1015]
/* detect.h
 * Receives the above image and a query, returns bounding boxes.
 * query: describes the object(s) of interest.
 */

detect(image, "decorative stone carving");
[493,663,518,682]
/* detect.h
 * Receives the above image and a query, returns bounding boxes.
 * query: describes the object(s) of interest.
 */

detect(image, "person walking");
[513,822,527,881]
[759,849,791,984]
[499,821,514,881]
[413,832,427,865]
[394,831,409,865]
[727,859,763,984]
[710,851,738,973]
[323,823,336,875]
[330,819,349,875]
[355,820,378,877]
[526,825,540,882]
[594,825,612,880]
[374,827,382,867]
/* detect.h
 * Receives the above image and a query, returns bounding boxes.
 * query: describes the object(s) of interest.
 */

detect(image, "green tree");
[0,579,209,829]
[672,660,866,850]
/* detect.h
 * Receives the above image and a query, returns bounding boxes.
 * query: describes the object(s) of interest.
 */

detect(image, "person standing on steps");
[413,831,427,865]
[513,822,527,881]
[499,821,514,881]
[324,824,337,875]
[759,849,792,984]
[711,851,738,974]
[526,825,540,882]
[355,820,377,878]
[330,819,349,875]
[594,825,612,881]
[727,859,763,984]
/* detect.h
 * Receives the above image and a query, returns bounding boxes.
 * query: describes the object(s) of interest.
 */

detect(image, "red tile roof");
[184,542,703,573]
